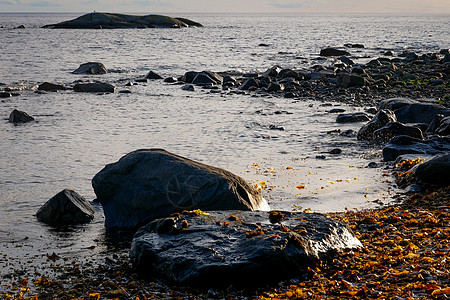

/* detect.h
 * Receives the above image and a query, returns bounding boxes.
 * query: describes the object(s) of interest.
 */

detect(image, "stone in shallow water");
[36,189,95,225]
[92,149,269,229]
[130,210,361,286]
[382,135,450,161]
[9,109,35,123]
[73,62,107,74]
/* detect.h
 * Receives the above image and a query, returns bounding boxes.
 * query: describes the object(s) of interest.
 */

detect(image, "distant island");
[43,12,203,29]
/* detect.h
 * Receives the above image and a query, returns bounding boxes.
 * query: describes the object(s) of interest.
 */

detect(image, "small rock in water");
[145,71,163,80]
[9,109,35,123]
[320,47,350,57]
[73,62,107,74]
[36,189,95,225]
[329,148,342,154]
[181,84,195,91]
[73,82,116,93]
[336,112,370,123]
[37,82,66,91]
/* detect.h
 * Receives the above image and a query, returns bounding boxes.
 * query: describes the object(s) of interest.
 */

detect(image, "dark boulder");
[238,78,259,90]
[145,71,163,80]
[130,210,361,286]
[36,189,95,225]
[262,66,282,78]
[37,82,66,91]
[277,69,300,80]
[92,149,268,229]
[73,62,107,74]
[320,47,350,57]
[435,116,450,136]
[372,122,423,144]
[413,154,450,186]
[382,135,450,161]
[336,112,370,123]
[181,84,195,91]
[267,82,282,92]
[338,56,354,65]
[164,77,178,83]
[357,109,397,141]
[192,73,217,86]
[73,83,116,93]
[394,102,450,124]
[9,109,35,123]
[182,71,199,83]
[378,98,417,111]
[337,73,367,88]
[0,92,12,98]
[426,114,444,135]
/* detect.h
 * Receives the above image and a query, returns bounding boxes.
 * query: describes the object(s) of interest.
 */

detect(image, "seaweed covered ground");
[2,161,449,300]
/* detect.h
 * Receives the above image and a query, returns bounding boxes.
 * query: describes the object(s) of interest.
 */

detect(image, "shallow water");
[0,13,449,280]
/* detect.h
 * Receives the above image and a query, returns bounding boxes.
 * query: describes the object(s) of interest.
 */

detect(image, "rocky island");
[42,12,203,29]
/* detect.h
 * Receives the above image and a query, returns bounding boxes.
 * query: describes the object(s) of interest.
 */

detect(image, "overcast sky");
[1,0,449,14]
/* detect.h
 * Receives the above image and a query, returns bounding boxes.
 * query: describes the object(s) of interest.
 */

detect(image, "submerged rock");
[382,135,450,161]
[130,210,361,286]
[36,189,95,225]
[43,12,202,29]
[73,83,116,93]
[92,149,268,229]
[73,62,107,75]
[9,109,35,123]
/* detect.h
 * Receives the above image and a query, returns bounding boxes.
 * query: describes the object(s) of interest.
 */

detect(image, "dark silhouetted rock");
[145,71,163,80]
[394,102,450,124]
[164,77,178,83]
[73,83,116,93]
[435,116,450,136]
[37,82,66,91]
[378,98,417,111]
[382,136,450,161]
[9,109,35,123]
[43,12,200,29]
[372,122,423,144]
[181,84,195,91]
[73,62,107,74]
[337,73,367,88]
[336,112,370,123]
[338,56,354,65]
[0,92,12,98]
[413,154,450,186]
[174,17,203,27]
[320,47,350,57]
[357,109,397,141]
[239,78,259,90]
[192,73,217,86]
[130,210,361,286]
[36,189,95,225]
[92,149,269,229]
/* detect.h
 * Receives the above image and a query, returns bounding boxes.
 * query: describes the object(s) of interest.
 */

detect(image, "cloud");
[0,0,18,4]
[132,0,166,6]
[27,1,60,7]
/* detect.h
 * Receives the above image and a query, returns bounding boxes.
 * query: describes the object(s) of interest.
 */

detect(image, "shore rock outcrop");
[413,154,450,186]
[37,82,67,91]
[382,135,450,161]
[92,149,269,229]
[9,109,35,123]
[36,189,95,225]
[43,13,203,29]
[130,210,361,286]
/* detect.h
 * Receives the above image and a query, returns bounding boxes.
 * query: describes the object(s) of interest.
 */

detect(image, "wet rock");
[92,149,268,229]
[357,109,397,141]
[329,148,342,154]
[336,112,370,123]
[36,189,95,225]
[378,98,417,111]
[413,154,450,186]
[73,82,116,93]
[384,50,394,56]
[182,71,199,83]
[328,108,346,113]
[135,78,148,83]
[435,116,450,136]
[267,82,282,92]
[164,77,177,83]
[426,114,444,135]
[262,66,282,77]
[394,102,450,124]
[130,211,361,286]
[37,82,66,91]
[73,62,107,74]
[320,47,350,57]
[192,73,217,86]
[15,25,25,29]
[181,84,195,91]
[345,43,364,48]
[145,71,163,80]
[9,109,35,123]
[372,122,423,144]
[382,135,450,161]
[338,56,354,65]
[337,73,367,88]
[277,69,300,80]
[0,92,12,98]
[239,78,259,90]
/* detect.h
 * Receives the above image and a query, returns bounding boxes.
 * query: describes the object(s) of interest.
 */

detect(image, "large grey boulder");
[73,82,116,93]
[43,12,202,29]
[73,62,107,75]
[413,154,450,186]
[357,109,397,141]
[92,149,268,229]
[9,109,35,123]
[36,189,95,225]
[130,210,361,286]
[382,135,450,161]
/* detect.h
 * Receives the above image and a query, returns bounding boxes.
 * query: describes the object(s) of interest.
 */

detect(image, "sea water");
[0,13,449,278]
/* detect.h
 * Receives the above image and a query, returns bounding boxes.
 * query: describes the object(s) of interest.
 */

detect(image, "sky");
[0,0,449,14]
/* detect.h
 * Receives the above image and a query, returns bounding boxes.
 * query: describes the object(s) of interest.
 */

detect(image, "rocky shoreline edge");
[2,47,450,299]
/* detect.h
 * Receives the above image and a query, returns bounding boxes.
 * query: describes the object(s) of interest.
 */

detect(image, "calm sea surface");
[0,13,449,279]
